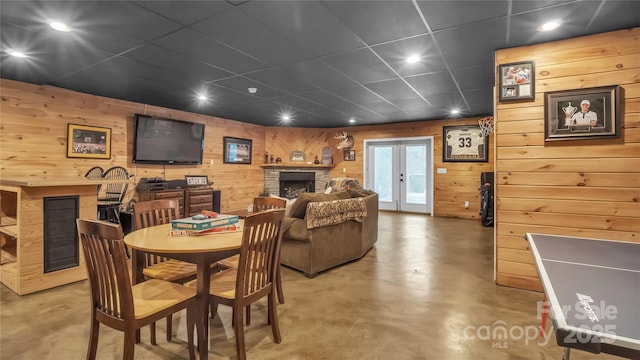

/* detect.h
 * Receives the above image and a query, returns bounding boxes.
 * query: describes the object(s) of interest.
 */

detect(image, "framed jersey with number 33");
[443,125,488,162]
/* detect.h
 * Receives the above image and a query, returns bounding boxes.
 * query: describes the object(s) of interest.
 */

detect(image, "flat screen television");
[133,114,205,165]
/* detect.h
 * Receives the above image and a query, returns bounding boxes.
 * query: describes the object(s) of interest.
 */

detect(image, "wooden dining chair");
[189,209,285,360]
[217,196,287,309]
[132,199,198,342]
[77,219,197,360]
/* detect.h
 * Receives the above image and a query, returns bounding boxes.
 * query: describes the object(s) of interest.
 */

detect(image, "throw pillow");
[347,188,376,198]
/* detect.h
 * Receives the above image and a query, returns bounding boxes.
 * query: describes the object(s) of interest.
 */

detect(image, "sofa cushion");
[347,188,376,198]
[289,192,351,219]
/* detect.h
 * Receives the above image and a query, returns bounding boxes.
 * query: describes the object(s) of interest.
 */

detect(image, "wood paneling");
[266,119,495,219]
[495,28,640,291]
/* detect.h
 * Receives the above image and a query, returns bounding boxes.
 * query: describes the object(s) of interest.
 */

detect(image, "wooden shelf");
[0,217,18,238]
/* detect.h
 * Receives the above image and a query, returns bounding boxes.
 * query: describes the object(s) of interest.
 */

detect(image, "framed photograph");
[66,123,111,159]
[223,137,252,164]
[343,150,356,161]
[498,61,535,102]
[185,175,209,187]
[443,125,488,162]
[544,85,622,142]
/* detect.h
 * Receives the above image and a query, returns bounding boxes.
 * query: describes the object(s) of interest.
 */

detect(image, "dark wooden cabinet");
[186,187,213,216]
[137,188,221,217]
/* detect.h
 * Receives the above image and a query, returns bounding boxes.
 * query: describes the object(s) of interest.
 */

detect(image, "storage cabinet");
[186,187,213,216]
[0,179,101,295]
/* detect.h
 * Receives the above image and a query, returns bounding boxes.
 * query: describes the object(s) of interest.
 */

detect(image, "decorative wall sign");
[544,85,622,141]
[67,123,112,159]
[289,150,306,161]
[223,136,252,164]
[498,61,535,102]
[185,175,209,186]
[321,147,333,165]
[443,125,488,162]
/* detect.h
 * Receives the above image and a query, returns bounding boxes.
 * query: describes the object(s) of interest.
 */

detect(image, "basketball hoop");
[478,117,494,136]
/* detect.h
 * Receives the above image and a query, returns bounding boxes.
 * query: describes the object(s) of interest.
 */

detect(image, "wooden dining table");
[124,222,244,360]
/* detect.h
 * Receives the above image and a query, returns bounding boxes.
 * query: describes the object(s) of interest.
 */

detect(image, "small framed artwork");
[544,85,622,142]
[67,123,112,159]
[343,150,356,161]
[443,125,488,162]
[498,61,535,102]
[223,136,252,164]
[185,175,209,187]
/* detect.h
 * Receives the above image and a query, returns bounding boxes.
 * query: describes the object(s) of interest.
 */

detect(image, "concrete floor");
[1,212,620,359]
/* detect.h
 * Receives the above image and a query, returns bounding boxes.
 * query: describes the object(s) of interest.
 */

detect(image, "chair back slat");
[237,209,285,299]
[77,219,132,321]
[132,199,180,266]
[102,166,129,202]
[253,197,286,212]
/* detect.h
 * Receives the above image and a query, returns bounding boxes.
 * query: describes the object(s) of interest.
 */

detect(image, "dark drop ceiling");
[1,1,638,128]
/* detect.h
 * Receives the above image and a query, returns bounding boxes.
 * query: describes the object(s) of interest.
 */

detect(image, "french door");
[364,138,433,214]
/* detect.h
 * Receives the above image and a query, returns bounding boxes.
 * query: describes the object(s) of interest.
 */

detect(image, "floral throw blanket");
[305,197,367,229]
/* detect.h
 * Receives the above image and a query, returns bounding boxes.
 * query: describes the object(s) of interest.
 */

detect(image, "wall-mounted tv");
[132,114,205,165]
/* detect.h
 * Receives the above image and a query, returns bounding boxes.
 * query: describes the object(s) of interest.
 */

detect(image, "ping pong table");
[526,233,640,360]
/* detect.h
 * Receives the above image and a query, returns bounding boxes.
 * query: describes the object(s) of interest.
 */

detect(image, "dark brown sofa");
[279,191,378,277]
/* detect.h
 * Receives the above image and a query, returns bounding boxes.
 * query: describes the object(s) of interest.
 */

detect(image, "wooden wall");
[494,28,640,291]
[266,118,495,219]
[0,79,266,212]
[2,78,493,220]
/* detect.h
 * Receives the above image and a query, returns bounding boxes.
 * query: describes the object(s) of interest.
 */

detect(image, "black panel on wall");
[44,196,79,273]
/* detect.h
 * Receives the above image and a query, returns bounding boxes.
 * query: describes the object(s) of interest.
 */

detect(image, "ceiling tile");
[124,44,232,83]
[417,0,508,31]
[508,2,601,46]
[297,91,361,113]
[404,71,459,98]
[392,97,432,113]
[451,63,495,91]
[153,28,269,74]
[192,8,310,66]
[241,1,363,57]
[364,79,420,101]
[279,59,357,89]
[212,76,285,99]
[135,1,233,25]
[245,68,318,95]
[322,1,426,45]
[425,92,466,110]
[330,85,386,104]
[511,0,574,14]
[322,48,398,84]
[371,34,447,76]
[434,17,508,68]
[589,1,640,35]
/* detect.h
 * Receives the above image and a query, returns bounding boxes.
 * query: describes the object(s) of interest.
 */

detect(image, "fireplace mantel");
[260,164,334,169]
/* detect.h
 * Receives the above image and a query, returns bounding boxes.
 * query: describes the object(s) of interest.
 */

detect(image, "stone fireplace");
[263,166,331,199]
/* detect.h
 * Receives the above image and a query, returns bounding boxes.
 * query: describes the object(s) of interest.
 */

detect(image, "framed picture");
[223,137,252,164]
[443,125,488,162]
[185,175,209,186]
[544,85,622,142]
[66,123,111,159]
[498,61,535,102]
[343,150,356,161]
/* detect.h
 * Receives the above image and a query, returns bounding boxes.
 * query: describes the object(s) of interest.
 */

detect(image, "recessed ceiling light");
[248,87,257,94]
[282,115,290,121]
[7,49,27,58]
[537,20,561,32]
[450,109,460,115]
[406,54,421,64]
[50,21,72,32]
[349,118,356,123]
[196,94,209,101]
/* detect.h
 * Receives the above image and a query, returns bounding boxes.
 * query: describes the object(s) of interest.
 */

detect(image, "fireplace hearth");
[279,172,315,199]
